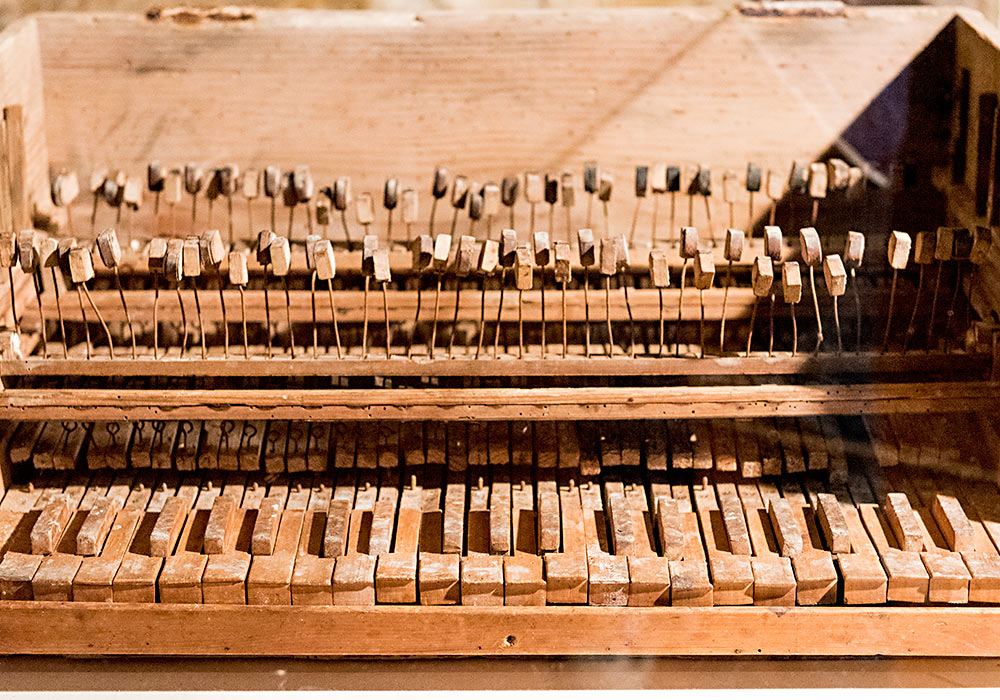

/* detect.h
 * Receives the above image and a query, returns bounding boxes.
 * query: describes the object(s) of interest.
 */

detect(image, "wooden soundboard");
[3,3,1000,657]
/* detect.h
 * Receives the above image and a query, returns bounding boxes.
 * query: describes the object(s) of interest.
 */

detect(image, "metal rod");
[113,268,136,359]
[430,274,441,359]
[476,278,488,360]
[408,278,422,359]
[675,260,687,357]
[263,263,272,359]
[31,271,47,358]
[720,260,732,355]
[881,268,899,353]
[791,301,798,356]
[562,280,568,358]
[447,279,461,359]
[8,268,19,334]
[429,198,438,238]
[746,297,758,357]
[833,295,842,354]
[583,266,591,358]
[362,275,370,359]
[283,275,295,358]
[191,279,206,359]
[809,266,823,353]
[493,269,506,359]
[851,269,862,353]
[622,274,635,358]
[52,268,68,358]
[658,287,665,357]
[311,271,318,359]
[769,294,775,358]
[539,267,547,357]
[628,200,640,246]
[326,279,343,359]
[903,264,925,354]
[227,196,234,247]
[604,277,614,358]
[83,283,114,358]
[75,285,92,359]
[216,270,228,359]
[944,261,963,351]
[239,285,248,359]
[383,281,392,359]
[176,284,187,358]
[651,195,660,245]
[152,275,160,360]
[518,289,525,359]
[340,210,353,251]
[699,288,706,358]
[927,260,943,350]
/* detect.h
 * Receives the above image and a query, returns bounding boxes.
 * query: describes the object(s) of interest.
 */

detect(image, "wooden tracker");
[1,383,994,422]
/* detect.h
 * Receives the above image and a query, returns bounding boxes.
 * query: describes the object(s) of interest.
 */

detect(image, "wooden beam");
[0,382,994,422]
[0,601,999,656]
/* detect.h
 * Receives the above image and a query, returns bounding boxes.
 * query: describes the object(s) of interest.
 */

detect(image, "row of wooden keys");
[5,417,848,481]
[1,442,997,606]
[51,159,868,250]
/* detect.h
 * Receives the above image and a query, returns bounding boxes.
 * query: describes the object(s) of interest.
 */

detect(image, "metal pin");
[374,248,393,359]
[502,176,519,230]
[0,232,20,333]
[89,168,107,238]
[545,175,559,242]
[799,227,824,353]
[408,235,433,358]
[482,183,500,242]
[843,231,866,352]
[431,167,449,237]
[242,169,260,244]
[554,241,571,358]
[402,188,419,243]
[306,234,320,358]
[271,235,294,358]
[97,227,136,358]
[41,237,67,358]
[450,176,469,239]
[945,228,972,350]
[69,246,113,357]
[263,166,281,232]
[666,166,680,241]
[676,226,699,356]
[257,230,276,358]
[525,172,542,235]
[533,231,551,356]
[824,254,847,354]
[584,162,598,229]
[333,176,353,250]
[314,239,342,358]
[165,239,184,357]
[356,193,375,240]
[217,164,239,246]
[200,229,228,358]
[384,178,399,244]
[783,261,802,356]
[807,162,827,226]
[764,226,783,356]
[561,174,575,242]
[720,228,744,355]
[147,162,164,221]
[598,173,614,240]
[746,163,761,234]
[184,163,203,235]
[449,235,477,358]
[927,226,952,351]
[747,256,773,357]
[787,162,808,232]
[476,238,500,359]
[599,239,616,357]
[882,231,912,353]
[17,231,46,357]
[182,236,206,359]
[51,170,80,237]
[649,249,670,356]
[494,230,518,358]
[228,249,249,359]
[630,166,648,246]
[693,250,714,358]
[765,169,783,227]
[468,189,484,240]
[722,170,738,230]
[164,169,182,238]
[577,228,595,358]
[429,233,451,359]
[515,245,533,359]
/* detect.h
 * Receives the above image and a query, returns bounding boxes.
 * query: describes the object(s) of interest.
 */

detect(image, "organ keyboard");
[2,3,1000,657]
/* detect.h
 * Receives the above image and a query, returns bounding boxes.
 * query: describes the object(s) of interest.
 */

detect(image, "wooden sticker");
[888,231,911,270]
[724,228,744,262]
[782,261,802,304]
[799,227,822,266]
[823,255,847,296]
[752,256,774,297]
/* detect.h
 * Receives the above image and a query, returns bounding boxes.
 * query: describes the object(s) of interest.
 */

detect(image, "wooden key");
[30,494,73,555]
[76,495,120,556]
[247,508,305,605]
[932,494,976,553]
[768,497,803,556]
[816,492,851,553]
[884,492,923,552]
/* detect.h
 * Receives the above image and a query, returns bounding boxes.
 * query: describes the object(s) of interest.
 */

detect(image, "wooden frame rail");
[0,602,997,656]
[0,382,994,421]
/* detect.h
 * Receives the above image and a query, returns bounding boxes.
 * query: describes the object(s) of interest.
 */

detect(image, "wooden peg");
[383,177,399,243]
[799,227,824,353]
[313,240,342,359]
[475,238,500,359]
[824,254,847,353]
[649,249,670,355]
[783,261,802,355]
[719,228,744,354]
[883,230,911,353]
[228,250,250,358]
[747,256,774,357]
